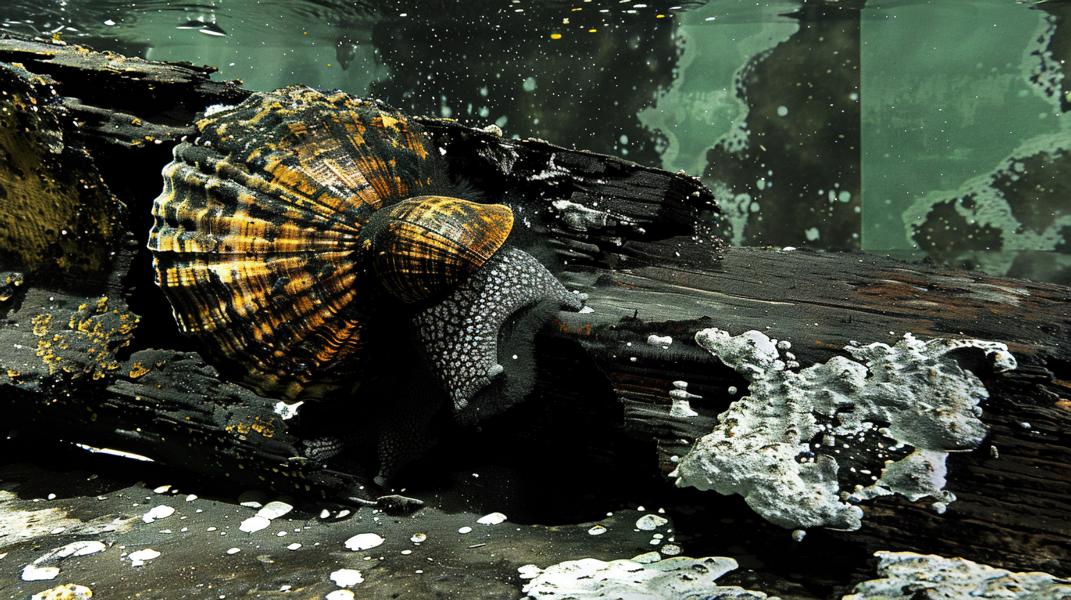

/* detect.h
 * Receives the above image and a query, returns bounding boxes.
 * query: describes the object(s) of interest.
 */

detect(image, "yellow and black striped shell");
[147,86,513,399]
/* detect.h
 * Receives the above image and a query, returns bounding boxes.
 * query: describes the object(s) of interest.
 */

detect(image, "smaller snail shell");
[368,195,514,304]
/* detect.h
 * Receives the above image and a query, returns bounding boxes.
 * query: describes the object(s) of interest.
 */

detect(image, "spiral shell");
[147,86,512,399]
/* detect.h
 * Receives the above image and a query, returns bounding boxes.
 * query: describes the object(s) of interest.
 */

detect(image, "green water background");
[3,0,1067,282]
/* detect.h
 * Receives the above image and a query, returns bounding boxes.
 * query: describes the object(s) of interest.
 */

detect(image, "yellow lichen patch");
[31,582,93,600]
[226,416,276,439]
[31,296,139,380]
[32,313,53,336]
[128,362,150,379]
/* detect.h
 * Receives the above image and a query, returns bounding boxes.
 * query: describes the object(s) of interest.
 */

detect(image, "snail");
[146,86,584,481]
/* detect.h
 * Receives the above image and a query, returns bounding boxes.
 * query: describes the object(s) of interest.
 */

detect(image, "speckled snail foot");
[411,246,586,420]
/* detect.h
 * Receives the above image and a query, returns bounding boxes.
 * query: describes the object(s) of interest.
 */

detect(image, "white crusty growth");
[843,551,1071,599]
[673,329,1016,530]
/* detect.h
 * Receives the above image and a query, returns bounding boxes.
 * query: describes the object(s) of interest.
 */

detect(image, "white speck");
[781,246,796,252]
[103,19,117,26]
[438,146,447,156]
[401,549,413,555]
[522,76,538,92]
[345,533,385,551]
[477,512,507,525]
[47,493,56,500]
[587,524,607,535]
[931,502,948,515]
[1019,422,1032,430]
[579,306,595,314]
[635,514,668,531]
[239,516,271,533]
[127,548,160,567]
[330,568,364,587]
[805,227,820,241]
[336,510,351,519]
[791,529,806,542]
[287,543,302,550]
[777,105,789,117]
[50,527,65,534]
[320,509,331,519]
[727,386,738,394]
[185,494,198,502]
[326,591,355,600]
[458,526,473,534]
[142,505,175,523]
[410,532,427,543]
[256,501,293,520]
[226,547,240,555]
[153,485,172,494]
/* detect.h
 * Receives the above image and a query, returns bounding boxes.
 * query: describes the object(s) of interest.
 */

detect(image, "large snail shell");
[147,86,489,399]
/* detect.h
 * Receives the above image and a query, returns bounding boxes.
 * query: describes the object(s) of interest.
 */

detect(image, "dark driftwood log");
[0,35,1068,589]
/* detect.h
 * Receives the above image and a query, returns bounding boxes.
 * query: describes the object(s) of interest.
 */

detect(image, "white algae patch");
[519,555,773,599]
[477,512,508,525]
[126,548,160,567]
[674,329,1016,530]
[21,541,107,581]
[843,551,1071,599]
[345,533,385,551]
[141,505,175,523]
[330,568,364,587]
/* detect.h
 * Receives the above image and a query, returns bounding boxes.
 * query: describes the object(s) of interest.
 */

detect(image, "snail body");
[147,87,583,478]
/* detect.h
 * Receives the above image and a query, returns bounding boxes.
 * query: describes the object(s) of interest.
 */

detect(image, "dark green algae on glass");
[0,0,1066,283]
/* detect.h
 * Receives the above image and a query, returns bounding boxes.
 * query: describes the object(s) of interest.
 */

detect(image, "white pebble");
[330,568,364,587]
[239,516,271,533]
[256,501,294,520]
[458,526,473,534]
[326,591,355,600]
[410,532,427,544]
[635,514,668,531]
[587,524,607,535]
[127,548,160,567]
[344,533,384,551]
[226,547,240,555]
[287,543,302,550]
[477,512,507,525]
[142,505,175,523]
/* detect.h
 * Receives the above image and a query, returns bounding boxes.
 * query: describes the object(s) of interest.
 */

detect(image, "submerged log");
[0,34,1068,592]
